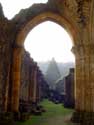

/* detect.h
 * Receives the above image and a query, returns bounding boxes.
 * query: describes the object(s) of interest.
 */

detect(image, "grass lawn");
[16,99,74,125]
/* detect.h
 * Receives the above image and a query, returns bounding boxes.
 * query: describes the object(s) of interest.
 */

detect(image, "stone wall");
[0,4,15,112]
[20,50,49,111]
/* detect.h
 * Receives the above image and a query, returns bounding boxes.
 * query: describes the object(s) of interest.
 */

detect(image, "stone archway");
[11,11,79,112]
[16,12,79,46]
[0,0,94,124]
[11,3,94,123]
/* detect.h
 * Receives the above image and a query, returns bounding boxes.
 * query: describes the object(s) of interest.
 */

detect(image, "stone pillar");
[28,59,33,103]
[11,46,23,112]
[3,65,10,112]
[32,66,37,103]
[90,45,94,112]
[71,44,94,124]
[72,45,85,110]
[0,44,12,112]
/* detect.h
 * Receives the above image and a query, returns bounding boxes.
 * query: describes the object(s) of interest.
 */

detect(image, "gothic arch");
[12,10,80,112]
[16,12,80,47]
[0,1,93,124]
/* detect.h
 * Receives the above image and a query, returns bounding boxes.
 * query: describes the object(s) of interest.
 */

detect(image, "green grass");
[40,99,73,116]
[16,99,74,125]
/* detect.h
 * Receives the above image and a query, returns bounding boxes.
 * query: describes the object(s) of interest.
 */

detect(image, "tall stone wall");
[20,50,49,106]
[0,4,16,112]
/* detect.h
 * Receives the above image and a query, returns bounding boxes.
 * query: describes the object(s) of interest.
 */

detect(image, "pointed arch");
[16,12,80,47]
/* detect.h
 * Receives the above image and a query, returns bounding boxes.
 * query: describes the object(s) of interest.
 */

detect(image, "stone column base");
[71,111,94,124]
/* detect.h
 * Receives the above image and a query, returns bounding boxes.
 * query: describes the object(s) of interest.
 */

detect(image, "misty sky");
[0,0,75,63]
[24,21,75,63]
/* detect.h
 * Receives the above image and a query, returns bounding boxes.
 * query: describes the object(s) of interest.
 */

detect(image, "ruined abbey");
[0,0,94,124]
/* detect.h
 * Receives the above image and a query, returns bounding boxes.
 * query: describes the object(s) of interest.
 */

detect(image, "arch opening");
[12,11,78,119]
[24,21,75,64]
[19,20,75,120]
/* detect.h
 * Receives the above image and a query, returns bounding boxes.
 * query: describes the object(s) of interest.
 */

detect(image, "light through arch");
[24,21,75,63]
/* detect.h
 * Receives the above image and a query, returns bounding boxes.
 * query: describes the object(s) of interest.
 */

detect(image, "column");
[3,65,10,112]
[72,45,85,110]
[32,66,37,103]
[28,59,33,103]
[90,45,94,112]
[11,46,23,112]
[71,44,94,123]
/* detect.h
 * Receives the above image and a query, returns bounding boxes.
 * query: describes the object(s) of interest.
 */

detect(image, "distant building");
[64,68,75,108]
[55,76,65,95]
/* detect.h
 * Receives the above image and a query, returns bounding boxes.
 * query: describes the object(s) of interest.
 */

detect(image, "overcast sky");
[0,0,75,63]
[0,0,48,19]
[24,21,75,63]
